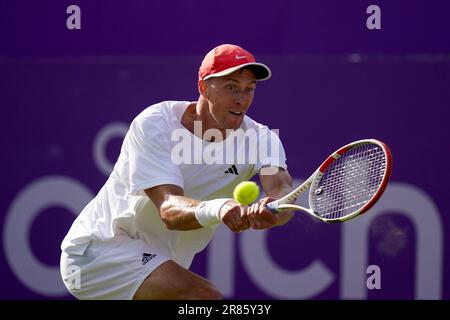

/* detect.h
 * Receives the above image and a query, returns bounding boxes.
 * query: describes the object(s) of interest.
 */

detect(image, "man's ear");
[198,79,209,98]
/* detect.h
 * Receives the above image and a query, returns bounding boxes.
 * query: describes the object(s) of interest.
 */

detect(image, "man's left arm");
[260,167,294,226]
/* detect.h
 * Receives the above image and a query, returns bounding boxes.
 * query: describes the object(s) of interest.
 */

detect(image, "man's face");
[203,68,257,130]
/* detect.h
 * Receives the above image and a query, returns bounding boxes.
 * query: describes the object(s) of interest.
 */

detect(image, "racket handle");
[266,202,279,214]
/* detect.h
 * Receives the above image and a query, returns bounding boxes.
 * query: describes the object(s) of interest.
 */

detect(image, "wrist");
[195,198,232,227]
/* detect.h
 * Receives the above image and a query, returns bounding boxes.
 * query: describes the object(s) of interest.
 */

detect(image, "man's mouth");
[229,111,243,116]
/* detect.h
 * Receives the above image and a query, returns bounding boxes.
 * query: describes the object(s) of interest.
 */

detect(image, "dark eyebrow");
[223,78,256,85]
[223,78,239,83]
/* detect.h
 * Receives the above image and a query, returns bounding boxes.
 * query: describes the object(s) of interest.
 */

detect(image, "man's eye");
[246,87,255,93]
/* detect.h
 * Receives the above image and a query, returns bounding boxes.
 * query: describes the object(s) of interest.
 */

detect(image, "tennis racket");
[266,139,392,223]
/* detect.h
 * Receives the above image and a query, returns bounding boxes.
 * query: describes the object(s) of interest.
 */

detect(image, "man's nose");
[234,91,247,105]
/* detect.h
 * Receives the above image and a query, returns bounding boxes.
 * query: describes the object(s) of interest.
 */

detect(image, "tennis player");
[60,44,294,300]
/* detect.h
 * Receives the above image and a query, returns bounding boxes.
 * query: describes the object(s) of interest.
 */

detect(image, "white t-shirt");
[61,101,287,268]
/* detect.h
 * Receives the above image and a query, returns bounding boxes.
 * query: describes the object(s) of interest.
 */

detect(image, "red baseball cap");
[198,44,271,81]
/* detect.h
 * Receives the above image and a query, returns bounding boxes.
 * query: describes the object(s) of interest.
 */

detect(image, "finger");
[257,201,277,224]
[229,206,248,232]
[247,213,257,229]
[242,217,250,230]
[240,208,251,230]
[246,205,275,229]
[260,210,277,224]
[258,197,276,221]
[258,196,275,205]
[260,197,272,206]
[250,203,263,229]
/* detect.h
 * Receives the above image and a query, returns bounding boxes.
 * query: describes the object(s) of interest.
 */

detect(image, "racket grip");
[266,202,279,214]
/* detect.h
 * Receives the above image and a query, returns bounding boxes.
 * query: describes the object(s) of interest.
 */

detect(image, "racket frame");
[267,139,392,223]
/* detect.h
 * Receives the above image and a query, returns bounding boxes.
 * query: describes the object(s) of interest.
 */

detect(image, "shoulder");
[134,101,179,122]
[242,115,273,134]
[131,101,188,133]
[241,115,285,147]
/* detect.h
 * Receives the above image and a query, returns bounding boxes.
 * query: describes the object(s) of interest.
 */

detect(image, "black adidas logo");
[142,253,157,265]
[224,165,239,175]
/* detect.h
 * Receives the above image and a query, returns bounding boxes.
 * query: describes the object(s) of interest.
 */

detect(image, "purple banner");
[2,0,450,56]
[1,0,449,299]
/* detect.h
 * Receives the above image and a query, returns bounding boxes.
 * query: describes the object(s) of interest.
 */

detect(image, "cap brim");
[203,62,271,81]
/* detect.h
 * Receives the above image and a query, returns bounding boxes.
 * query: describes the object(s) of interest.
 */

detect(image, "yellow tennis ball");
[233,181,260,206]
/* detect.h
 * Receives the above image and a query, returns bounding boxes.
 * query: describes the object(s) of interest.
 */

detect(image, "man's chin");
[226,119,244,131]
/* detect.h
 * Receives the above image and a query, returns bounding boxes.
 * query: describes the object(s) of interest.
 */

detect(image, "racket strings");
[312,144,386,219]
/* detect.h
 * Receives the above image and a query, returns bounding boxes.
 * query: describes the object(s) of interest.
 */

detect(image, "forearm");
[145,185,234,231]
[264,177,294,226]
[265,185,291,200]
[265,186,294,226]
[159,195,203,230]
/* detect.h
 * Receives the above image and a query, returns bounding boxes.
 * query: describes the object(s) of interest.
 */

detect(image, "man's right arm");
[145,184,201,230]
[144,184,250,232]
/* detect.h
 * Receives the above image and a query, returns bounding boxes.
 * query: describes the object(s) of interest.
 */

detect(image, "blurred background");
[1,0,449,299]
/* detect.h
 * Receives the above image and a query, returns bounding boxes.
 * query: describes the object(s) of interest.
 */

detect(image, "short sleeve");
[127,115,184,195]
[252,129,288,175]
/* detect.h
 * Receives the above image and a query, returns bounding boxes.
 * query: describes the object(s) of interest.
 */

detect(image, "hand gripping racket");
[266,139,392,223]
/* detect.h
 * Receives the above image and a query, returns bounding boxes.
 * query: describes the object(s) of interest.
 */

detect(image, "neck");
[182,97,228,142]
